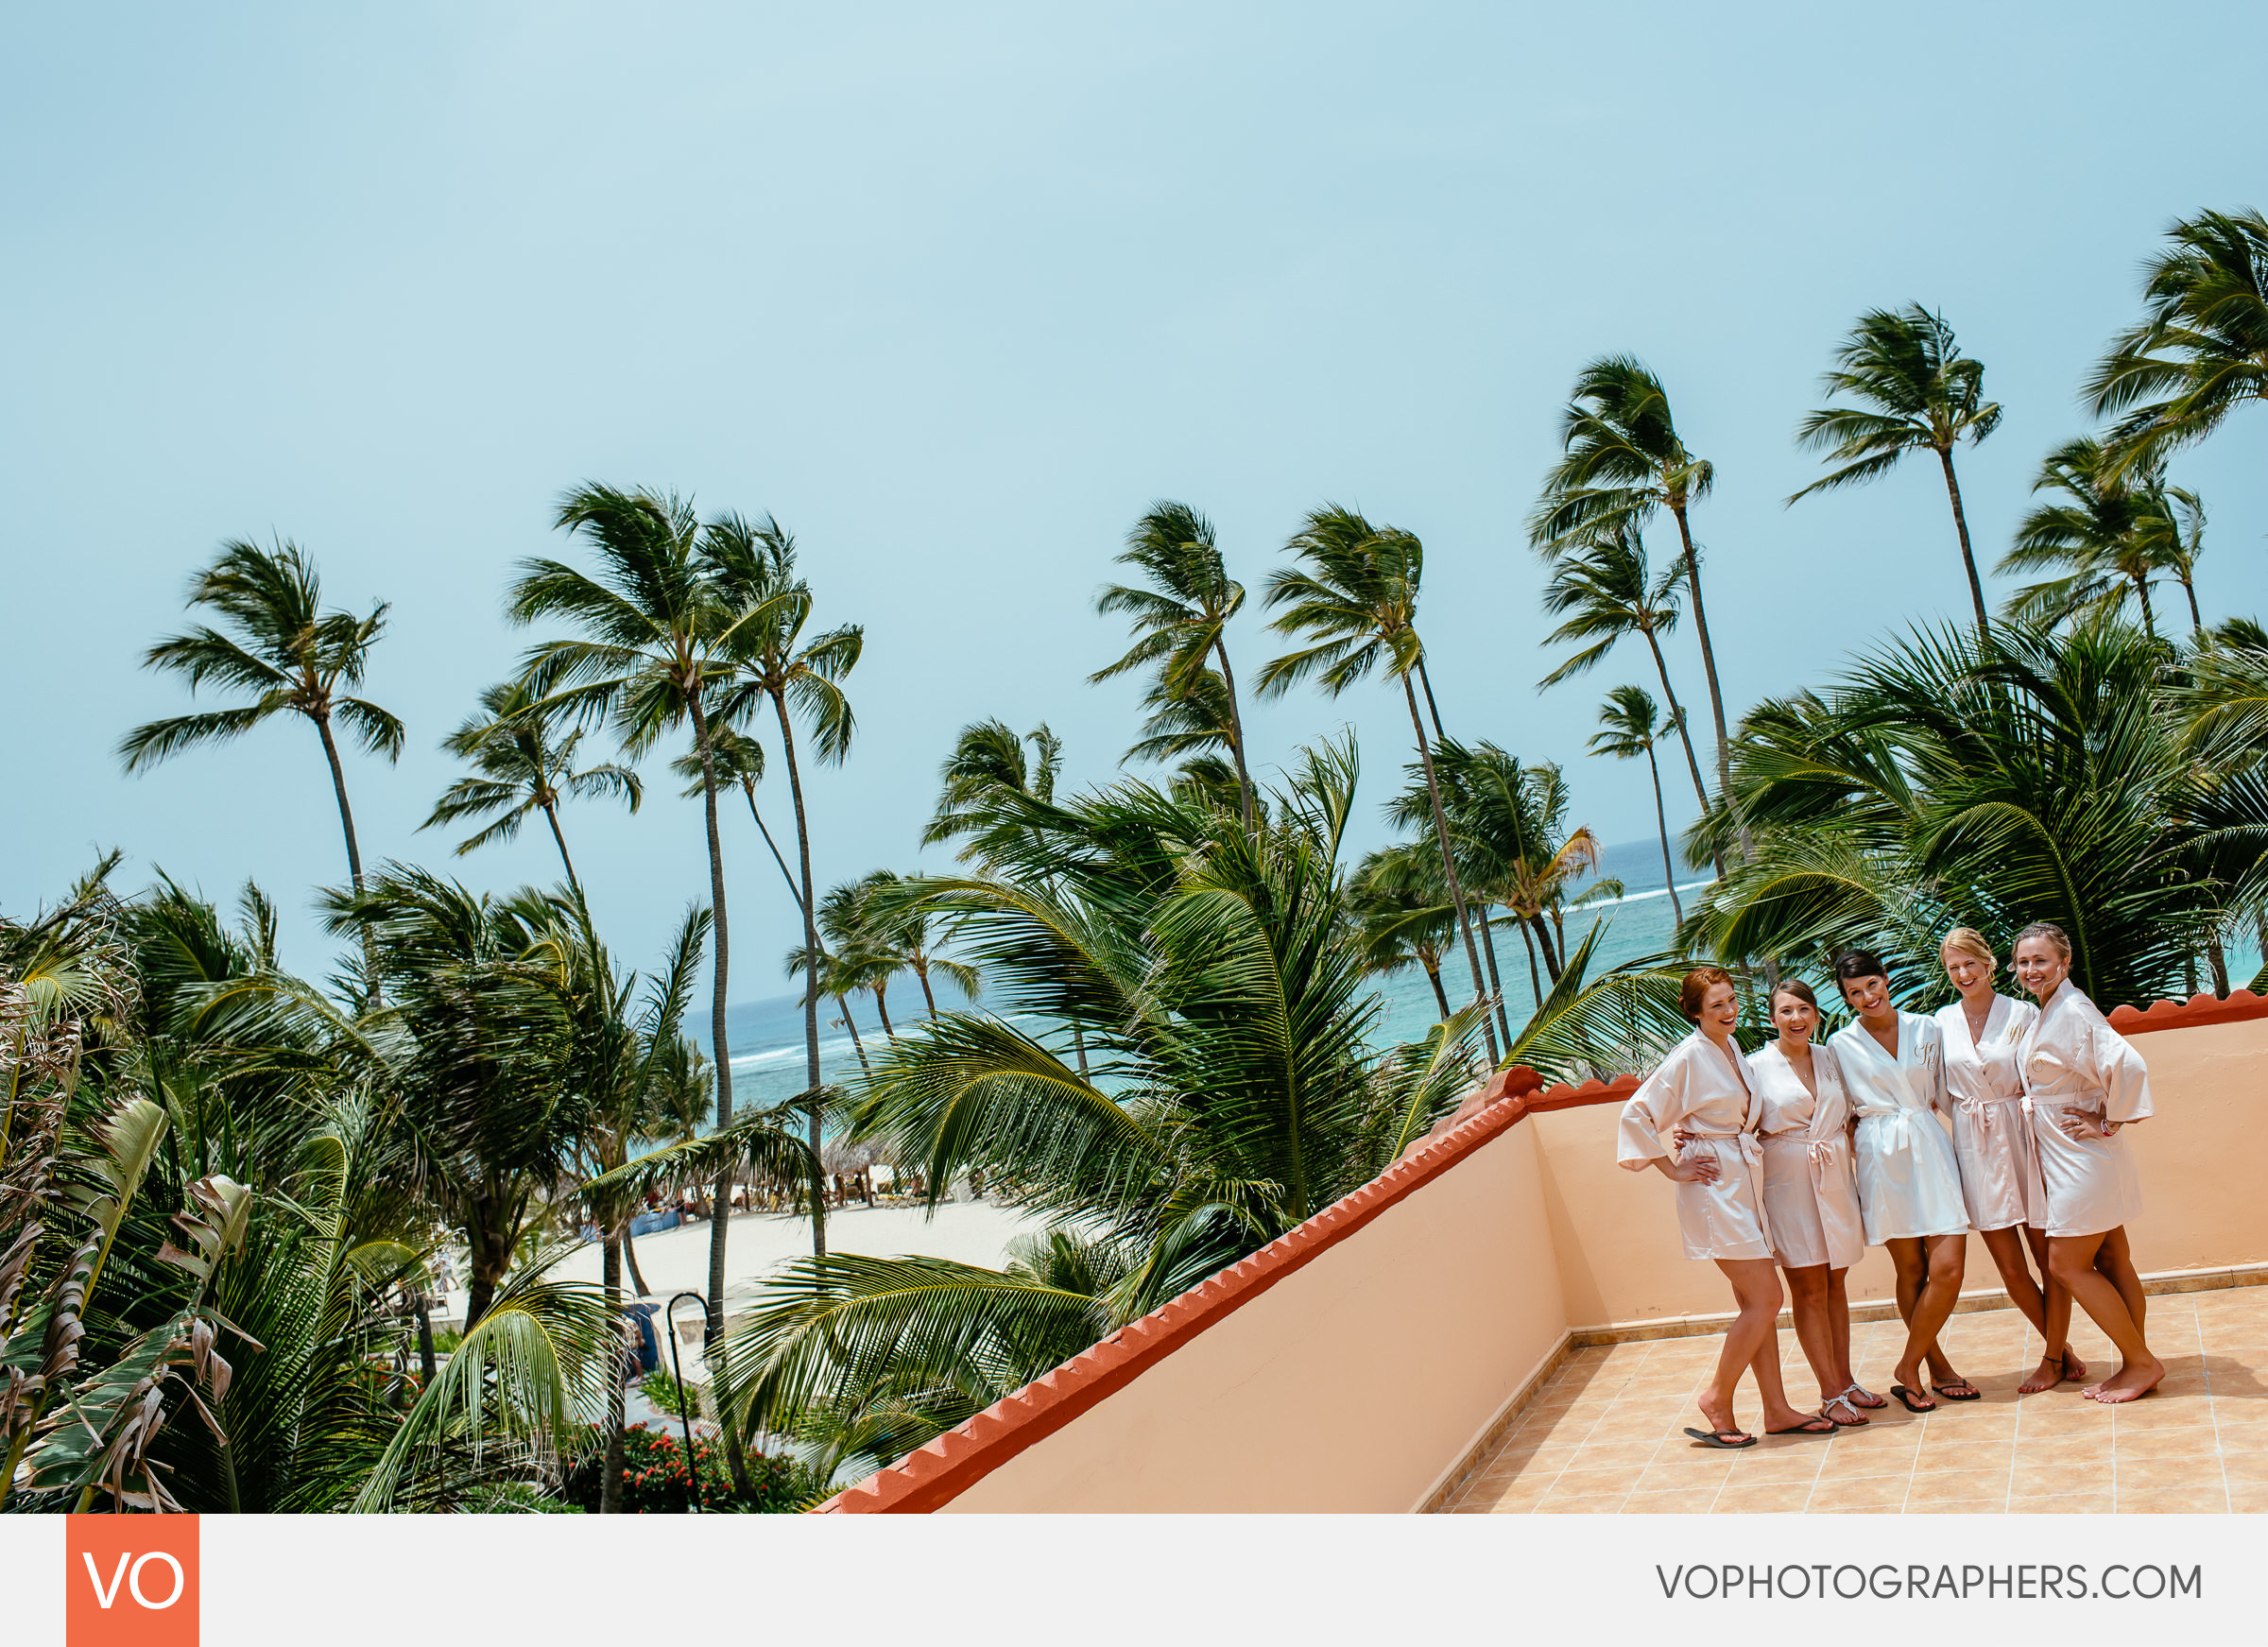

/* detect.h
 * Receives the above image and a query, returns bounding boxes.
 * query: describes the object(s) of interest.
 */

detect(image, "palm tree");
[855,869,979,1019]
[1789,304,2003,632]
[421,678,642,893]
[922,718,1061,861]
[2087,206,2268,473]
[1528,357,1732,812]
[1091,502,1256,826]
[1535,522,1711,818]
[1346,841,1458,1019]
[120,538,402,1000]
[2146,481,2208,637]
[673,728,804,916]
[1589,685,1685,925]
[1259,506,1500,1065]
[702,512,862,1257]
[1997,438,2180,637]
[506,484,750,1318]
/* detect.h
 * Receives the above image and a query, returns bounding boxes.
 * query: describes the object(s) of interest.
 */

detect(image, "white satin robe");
[2018,981,2153,1237]
[1750,1040,1866,1270]
[1933,994,2042,1232]
[1616,1030,1772,1261]
[1830,1013,1970,1243]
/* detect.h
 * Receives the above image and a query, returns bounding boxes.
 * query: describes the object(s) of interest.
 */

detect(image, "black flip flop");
[1682,1426,1758,1450]
[1765,1415,1839,1437]
[1889,1383,1936,1414]
[1931,1379,1983,1401]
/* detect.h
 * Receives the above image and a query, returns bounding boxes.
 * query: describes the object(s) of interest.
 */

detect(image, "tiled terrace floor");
[1445,1283,2268,1514]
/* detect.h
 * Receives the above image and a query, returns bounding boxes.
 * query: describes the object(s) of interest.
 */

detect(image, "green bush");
[560,1423,823,1514]
[639,1368,699,1419]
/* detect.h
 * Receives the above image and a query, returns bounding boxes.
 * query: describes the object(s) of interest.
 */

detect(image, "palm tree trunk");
[1402,672,1500,1065]
[1420,951,1452,1020]
[411,1288,437,1389]
[870,985,894,1038]
[1645,743,1684,926]
[313,712,380,1006]
[742,782,806,915]
[2180,575,2204,636]
[1417,657,1449,742]
[768,690,828,1260]
[2135,575,2157,639]
[1937,447,1992,636]
[622,1222,651,1296]
[1668,502,1744,861]
[1641,627,1717,870]
[1530,913,1563,983]
[2207,938,2229,998]
[541,798,581,896]
[1475,906,1513,1045]
[1514,918,1542,1020]
[1212,639,1257,831]
[685,696,739,1327]
[839,997,872,1075]
[600,1235,626,1514]
[913,959,938,1018]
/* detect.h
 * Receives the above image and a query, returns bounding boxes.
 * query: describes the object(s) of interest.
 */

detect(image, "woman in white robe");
[1618,968,1835,1447]
[1933,926,2084,1396]
[2014,922,2163,1404]
[1749,980,1876,1425]
[1828,949,1976,1414]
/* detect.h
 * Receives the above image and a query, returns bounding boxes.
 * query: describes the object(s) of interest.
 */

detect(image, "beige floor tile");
[2113,1426,2221,1461]
[2115,1484,2231,1513]
[1904,1500,2007,1514]
[1535,1495,1631,1513]
[1913,1439,2016,1475]
[1806,1474,1912,1511]
[1566,1440,1665,1472]
[2216,1451,2268,1485]
[1720,1448,1828,1485]
[2110,1455,2226,1493]
[1710,1482,1813,1514]
[1546,1464,1648,1498]
[2009,1462,2109,1499]
[1620,1486,1722,1514]
[2108,1397,2216,1430]
[1630,1460,1731,1492]
[1818,1445,1918,1482]
[1904,1468,2013,1504]
[1467,1476,1554,1512]
[2008,1493,2116,1515]
[2226,1483,2268,1513]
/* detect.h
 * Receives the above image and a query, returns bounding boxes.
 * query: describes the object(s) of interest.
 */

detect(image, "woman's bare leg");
[1827,1268,1858,1393]
[2049,1231,2161,1402]
[1891,1233,1967,1393]
[2097,1227,2146,1335]
[1784,1264,1839,1400]
[2021,1224,2083,1386]
[1703,1259,1814,1434]
[1982,1224,2058,1394]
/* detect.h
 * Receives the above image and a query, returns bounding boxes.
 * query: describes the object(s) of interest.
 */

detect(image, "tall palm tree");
[2087,206,2268,473]
[702,513,862,1257]
[1258,506,1500,1065]
[922,718,1061,861]
[1997,437,2179,637]
[1091,502,1256,827]
[505,484,749,1320]
[1528,357,1732,811]
[1346,841,1458,1020]
[1589,685,1685,925]
[1534,522,1710,817]
[120,538,401,1000]
[2145,481,2208,637]
[1789,304,2003,634]
[421,678,642,893]
[855,869,979,1019]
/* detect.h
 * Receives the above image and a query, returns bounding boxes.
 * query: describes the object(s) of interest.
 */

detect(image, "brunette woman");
[1617,967,1835,1448]
[1749,980,1879,1425]
[2013,922,2163,1403]
[1933,926,2082,1395]
[1828,949,1975,1414]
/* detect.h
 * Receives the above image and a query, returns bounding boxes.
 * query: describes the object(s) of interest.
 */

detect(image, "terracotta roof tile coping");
[815,986,2265,1514]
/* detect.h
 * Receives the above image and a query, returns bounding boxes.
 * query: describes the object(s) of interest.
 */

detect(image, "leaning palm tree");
[1789,304,2003,634]
[1346,841,1459,1020]
[1259,506,1499,1064]
[506,484,749,1321]
[120,538,401,999]
[1528,357,1731,808]
[1091,502,1256,826]
[672,728,803,916]
[701,512,862,1256]
[2087,206,2268,474]
[855,869,979,1020]
[1589,685,1685,925]
[1997,437,2177,637]
[421,678,642,893]
[2144,481,2208,637]
[1535,522,1710,819]
[922,718,1061,862]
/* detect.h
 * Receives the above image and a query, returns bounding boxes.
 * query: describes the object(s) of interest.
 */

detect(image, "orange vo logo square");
[66,1515,198,1647]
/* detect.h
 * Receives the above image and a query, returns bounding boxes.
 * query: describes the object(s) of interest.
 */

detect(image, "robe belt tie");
[1957,1092,2024,1133]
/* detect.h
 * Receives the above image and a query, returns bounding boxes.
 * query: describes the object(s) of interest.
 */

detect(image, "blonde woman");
[1617,967,1835,1448]
[2014,922,2162,1403]
[1749,979,1878,1426]
[1933,926,2082,1396]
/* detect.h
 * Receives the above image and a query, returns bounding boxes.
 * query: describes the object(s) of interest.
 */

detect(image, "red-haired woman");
[2013,922,2162,1403]
[1618,967,1835,1448]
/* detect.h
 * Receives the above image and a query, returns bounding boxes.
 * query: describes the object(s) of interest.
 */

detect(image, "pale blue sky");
[6,3,2264,998]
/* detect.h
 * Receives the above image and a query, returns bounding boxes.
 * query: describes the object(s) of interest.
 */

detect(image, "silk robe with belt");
[1933,994,2042,1231]
[2018,981,2153,1237]
[1750,1040,1866,1270]
[1616,1030,1772,1261]
[1829,1013,1969,1243]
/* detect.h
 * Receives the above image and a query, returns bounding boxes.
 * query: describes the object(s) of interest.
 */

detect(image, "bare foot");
[1697,1391,1740,1435]
[2059,1352,2088,1384]
[2018,1354,2064,1396]
[2086,1357,2165,1405]
[1761,1403,1822,1433]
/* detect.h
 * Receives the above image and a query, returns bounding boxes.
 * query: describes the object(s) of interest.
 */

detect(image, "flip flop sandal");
[1889,1383,1937,1414]
[1822,1396,1870,1427]
[1839,1382,1888,1410]
[1931,1380,1983,1401]
[1766,1415,1839,1437]
[1682,1427,1758,1450]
